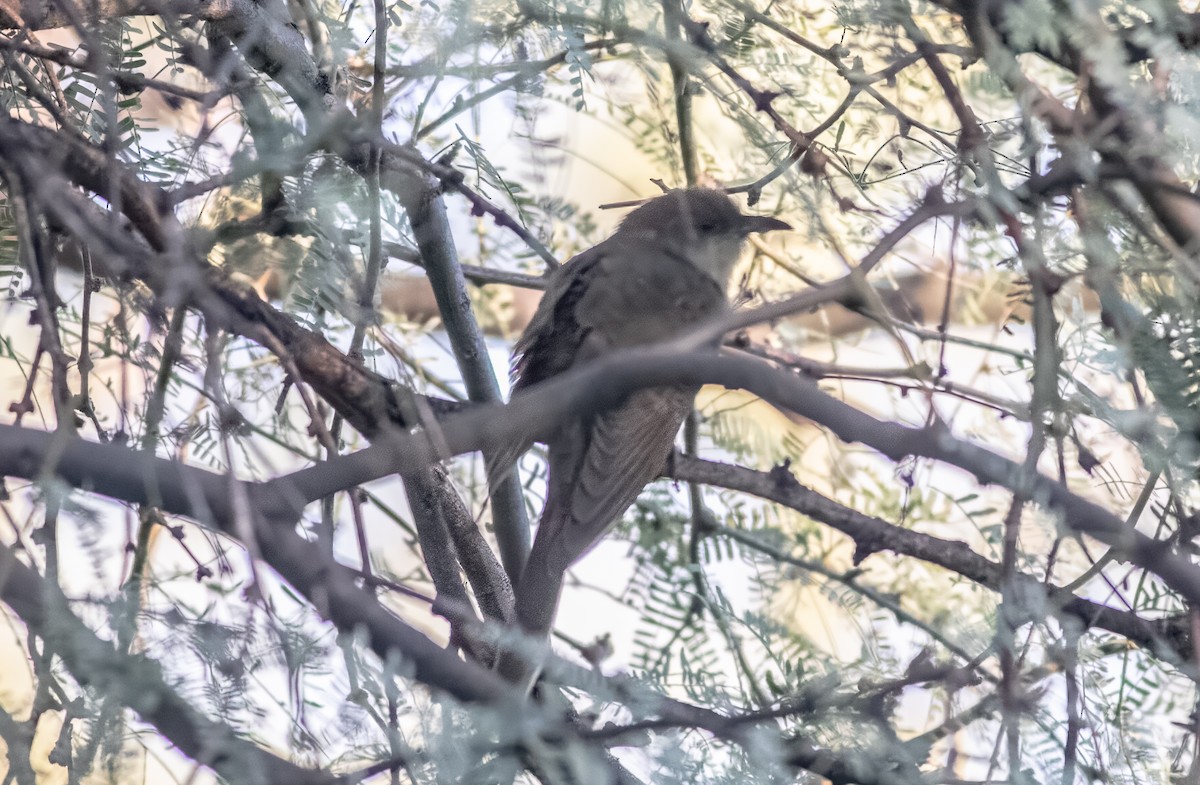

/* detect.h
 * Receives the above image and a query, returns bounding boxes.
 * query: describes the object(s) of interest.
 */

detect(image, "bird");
[494,188,790,683]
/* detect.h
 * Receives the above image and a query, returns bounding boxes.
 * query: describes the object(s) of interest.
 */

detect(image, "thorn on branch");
[1071,436,1101,475]
[768,459,798,490]
[835,287,867,312]
[682,18,715,52]
[434,141,460,169]
[753,89,781,111]
[577,633,613,668]
[1031,267,1067,297]
[274,379,293,414]
[799,147,828,176]
[218,405,247,433]
[851,539,881,566]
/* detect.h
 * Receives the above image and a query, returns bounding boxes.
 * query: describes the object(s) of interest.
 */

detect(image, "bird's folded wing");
[512,245,608,389]
[487,245,614,486]
[539,386,695,567]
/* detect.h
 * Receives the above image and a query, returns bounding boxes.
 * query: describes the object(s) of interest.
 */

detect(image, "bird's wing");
[513,391,689,638]
[486,243,609,484]
[532,387,694,571]
[511,243,609,391]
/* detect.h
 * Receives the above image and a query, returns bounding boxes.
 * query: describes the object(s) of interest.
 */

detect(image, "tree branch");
[0,540,341,784]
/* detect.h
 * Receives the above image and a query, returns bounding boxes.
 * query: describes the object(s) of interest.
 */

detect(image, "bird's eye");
[696,222,717,234]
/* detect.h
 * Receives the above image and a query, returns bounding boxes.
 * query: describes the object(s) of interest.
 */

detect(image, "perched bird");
[496,188,789,681]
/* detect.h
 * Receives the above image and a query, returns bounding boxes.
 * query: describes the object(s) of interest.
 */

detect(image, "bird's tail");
[494,512,571,688]
[514,534,570,637]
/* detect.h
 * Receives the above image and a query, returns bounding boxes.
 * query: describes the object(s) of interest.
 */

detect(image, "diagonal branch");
[669,454,1189,658]
[0,424,512,704]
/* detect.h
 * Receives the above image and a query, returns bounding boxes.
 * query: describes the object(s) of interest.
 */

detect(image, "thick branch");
[669,454,1189,657]
[0,425,511,704]
[397,174,531,585]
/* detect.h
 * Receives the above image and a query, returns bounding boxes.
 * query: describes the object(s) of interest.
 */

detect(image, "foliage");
[2,1,1200,784]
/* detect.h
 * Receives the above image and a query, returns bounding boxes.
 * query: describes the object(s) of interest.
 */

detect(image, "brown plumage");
[495,188,789,683]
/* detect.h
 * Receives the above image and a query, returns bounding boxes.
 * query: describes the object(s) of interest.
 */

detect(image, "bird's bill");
[740,215,792,234]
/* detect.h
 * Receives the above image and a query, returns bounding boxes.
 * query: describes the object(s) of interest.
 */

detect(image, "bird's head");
[617,188,791,287]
